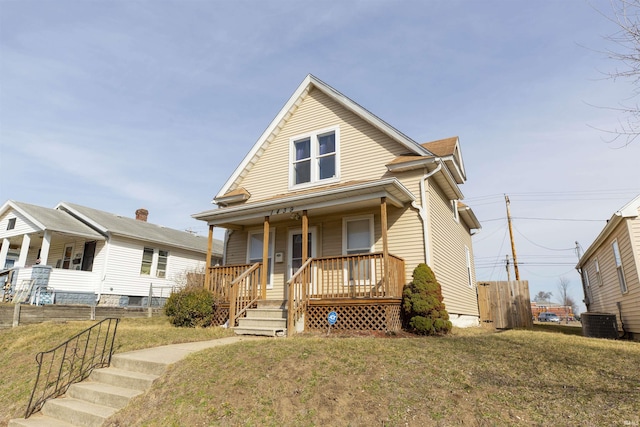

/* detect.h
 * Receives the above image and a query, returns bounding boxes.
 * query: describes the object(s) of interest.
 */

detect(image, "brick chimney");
[135,208,149,222]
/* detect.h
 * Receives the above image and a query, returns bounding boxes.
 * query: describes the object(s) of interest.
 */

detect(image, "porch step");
[234,307,287,337]
[233,326,287,337]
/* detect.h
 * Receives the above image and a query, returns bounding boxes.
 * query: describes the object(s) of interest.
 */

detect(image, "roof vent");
[135,208,149,222]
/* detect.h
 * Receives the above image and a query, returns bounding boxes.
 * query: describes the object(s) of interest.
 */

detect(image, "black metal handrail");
[25,317,120,418]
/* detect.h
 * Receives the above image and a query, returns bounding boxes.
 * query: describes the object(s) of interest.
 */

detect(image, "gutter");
[411,160,443,266]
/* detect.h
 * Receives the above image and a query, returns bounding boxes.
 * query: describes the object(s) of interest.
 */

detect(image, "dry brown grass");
[2,318,639,426]
[106,325,639,427]
[0,316,233,426]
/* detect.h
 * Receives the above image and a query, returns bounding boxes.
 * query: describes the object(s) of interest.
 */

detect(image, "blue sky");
[1,0,639,311]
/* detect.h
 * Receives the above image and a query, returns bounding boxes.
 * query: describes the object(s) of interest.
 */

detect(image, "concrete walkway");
[9,336,263,427]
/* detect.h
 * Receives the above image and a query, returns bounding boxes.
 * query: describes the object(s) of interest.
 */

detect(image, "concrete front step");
[41,398,117,427]
[8,413,76,427]
[67,381,142,409]
[89,367,158,391]
[110,352,169,376]
[234,326,287,337]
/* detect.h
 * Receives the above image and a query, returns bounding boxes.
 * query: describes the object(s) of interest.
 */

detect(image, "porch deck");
[205,252,405,334]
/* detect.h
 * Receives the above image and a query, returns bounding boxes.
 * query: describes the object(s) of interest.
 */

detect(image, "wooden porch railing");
[287,252,405,335]
[206,264,254,303]
[227,263,262,327]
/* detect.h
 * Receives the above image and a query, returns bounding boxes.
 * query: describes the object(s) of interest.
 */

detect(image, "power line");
[513,224,575,251]
[512,217,605,222]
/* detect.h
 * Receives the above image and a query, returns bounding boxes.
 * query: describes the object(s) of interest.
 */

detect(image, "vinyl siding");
[102,236,205,297]
[236,87,408,201]
[583,217,640,335]
[427,181,479,316]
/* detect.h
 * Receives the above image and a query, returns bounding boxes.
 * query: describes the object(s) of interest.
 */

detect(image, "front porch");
[205,252,405,336]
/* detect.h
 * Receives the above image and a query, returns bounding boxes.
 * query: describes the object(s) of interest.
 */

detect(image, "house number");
[270,207,295,215]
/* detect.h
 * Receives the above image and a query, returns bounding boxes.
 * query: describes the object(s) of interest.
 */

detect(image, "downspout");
[410,159,443,266]
[97,238,111,304]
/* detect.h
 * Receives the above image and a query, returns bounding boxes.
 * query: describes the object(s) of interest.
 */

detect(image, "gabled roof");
[387,136,466,184]
[0,200,103,240]
[215,74,434,202]
[57,202,214,254]
[577,194,640,268]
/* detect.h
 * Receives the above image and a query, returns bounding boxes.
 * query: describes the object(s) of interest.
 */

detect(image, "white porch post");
[0,238,9,269]
[40,230,52,266]
[17,234,31,267]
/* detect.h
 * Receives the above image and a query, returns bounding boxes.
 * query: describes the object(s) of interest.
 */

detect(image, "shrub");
[402,263,452,335]
[164,286,216,327]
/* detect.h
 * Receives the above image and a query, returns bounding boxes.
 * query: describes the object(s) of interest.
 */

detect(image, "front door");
[287,227,317,279]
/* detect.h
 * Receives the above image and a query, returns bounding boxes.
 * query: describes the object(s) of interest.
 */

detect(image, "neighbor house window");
[594,259,601,286]
[290,127,339,187]
[157,250,169,278]
[7,218,16,230]
[612,240,627,293]
[140,247,154,275]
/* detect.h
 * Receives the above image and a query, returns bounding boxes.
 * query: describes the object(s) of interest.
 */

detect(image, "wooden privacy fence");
[477,281,533,329]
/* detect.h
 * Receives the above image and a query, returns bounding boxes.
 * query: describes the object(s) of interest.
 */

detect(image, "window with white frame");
[7,218,16,230]
[611,240,628,293]
[594,259,601,286]
[465,246,473,288]
[140,247,169,278]
[247,230,274,288]
[343,216,374,283]
[290,127,339,187]
[140,247,154,275]
[157,250,169,278]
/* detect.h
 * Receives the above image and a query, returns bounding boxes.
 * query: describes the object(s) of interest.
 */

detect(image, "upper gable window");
[7,218,16,230]
[290,126,340,188]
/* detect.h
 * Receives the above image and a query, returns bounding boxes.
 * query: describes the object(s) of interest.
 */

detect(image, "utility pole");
[505,195,520,280]
[505,255,512,281]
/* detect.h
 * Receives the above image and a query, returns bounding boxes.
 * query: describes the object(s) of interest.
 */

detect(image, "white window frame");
[247,229,275,289]
[156,249,169,278]
[62,244,74,270]
[289,126,340,189]
[6,218,16,230]
[140,247,170,278]
[342,215,375,286]
[594,259,601,286]
[611,240,628,294]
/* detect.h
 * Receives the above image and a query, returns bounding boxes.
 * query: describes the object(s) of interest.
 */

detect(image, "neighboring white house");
[0,200,223,306]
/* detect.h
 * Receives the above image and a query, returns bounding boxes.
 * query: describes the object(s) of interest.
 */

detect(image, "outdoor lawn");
[2,317,639,426]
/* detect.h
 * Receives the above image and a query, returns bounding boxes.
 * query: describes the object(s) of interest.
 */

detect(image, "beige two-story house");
[194,75,481,335]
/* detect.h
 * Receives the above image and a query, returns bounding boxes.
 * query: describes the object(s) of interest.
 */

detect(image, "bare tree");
[597,0,640,146]
[534,291,553,303]
[557,277,577,322]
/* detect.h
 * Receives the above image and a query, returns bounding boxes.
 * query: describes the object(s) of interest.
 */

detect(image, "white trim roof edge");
[215,74,432,200]
[195,178,415,221]
[577,194,640,268]
[1,200,46,231]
